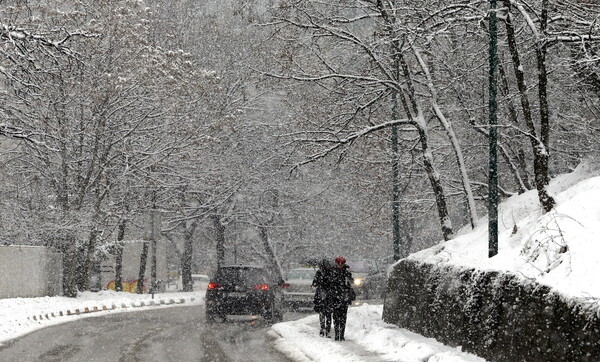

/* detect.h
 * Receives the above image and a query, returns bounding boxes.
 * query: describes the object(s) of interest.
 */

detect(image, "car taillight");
[279,283,290,288]
[207,283,222,290]
[253,284,270,291]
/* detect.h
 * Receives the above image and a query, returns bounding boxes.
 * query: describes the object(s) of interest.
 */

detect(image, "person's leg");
[339,307,348,340]
[319,312,326,336]
[333,308,342,341]
[325,311,332,337]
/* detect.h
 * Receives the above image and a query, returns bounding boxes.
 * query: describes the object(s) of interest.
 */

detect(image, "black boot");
[319,329,324,337]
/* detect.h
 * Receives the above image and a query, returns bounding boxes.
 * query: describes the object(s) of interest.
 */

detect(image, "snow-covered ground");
[270,304,484,362]
[409,159,600,300]
[0,290,206,346]
[0,290,483,361]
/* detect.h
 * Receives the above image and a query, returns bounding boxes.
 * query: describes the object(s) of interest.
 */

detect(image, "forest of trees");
[0,0,598,296]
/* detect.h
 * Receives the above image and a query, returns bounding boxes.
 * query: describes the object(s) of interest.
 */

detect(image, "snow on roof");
[408,159,600,300]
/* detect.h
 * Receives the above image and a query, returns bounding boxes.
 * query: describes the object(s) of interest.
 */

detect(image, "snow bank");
[0,290,204,346]
[270,304,484,362]
[409,159,600,300]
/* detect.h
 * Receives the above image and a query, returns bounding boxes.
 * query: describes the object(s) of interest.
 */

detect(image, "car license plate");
[228,292,245,298]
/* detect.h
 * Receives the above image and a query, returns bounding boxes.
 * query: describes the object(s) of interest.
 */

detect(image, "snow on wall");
[383,259,600,361]
[408,158,600,300]
[382,159,600,360]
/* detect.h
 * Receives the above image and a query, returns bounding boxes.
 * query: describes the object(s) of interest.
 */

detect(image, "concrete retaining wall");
[0,246,63,298]
[383,259,600,361]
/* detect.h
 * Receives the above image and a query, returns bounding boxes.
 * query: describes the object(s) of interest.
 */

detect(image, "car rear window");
[215,267,269,286]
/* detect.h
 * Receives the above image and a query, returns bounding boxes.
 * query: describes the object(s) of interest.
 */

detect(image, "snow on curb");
[0,291,204,346]
[26,296,194,321]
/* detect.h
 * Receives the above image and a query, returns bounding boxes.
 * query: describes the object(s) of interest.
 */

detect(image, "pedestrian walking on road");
[312,258,334,337]
[330,256,355,341]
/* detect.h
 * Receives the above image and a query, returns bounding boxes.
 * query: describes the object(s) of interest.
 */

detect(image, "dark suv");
[205,265,284,323]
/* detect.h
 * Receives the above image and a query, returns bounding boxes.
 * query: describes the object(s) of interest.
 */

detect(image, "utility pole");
[392,94,401,261]
[391,0,402,262]
[488,0,499,258]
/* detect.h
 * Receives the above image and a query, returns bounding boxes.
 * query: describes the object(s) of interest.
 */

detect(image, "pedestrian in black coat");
[331,256,355,341]
[312,258,334,337]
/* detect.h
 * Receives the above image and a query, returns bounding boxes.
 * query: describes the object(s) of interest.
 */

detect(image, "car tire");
[264,301,283,322]
[206,310,225,324]
[274,307,283,322]
[206,312,216,324]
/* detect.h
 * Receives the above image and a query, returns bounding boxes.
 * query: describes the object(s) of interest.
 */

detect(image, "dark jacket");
[312,266,335,313]
[329,264,355,308]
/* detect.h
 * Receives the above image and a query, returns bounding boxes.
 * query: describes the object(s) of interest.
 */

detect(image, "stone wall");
[383,259,600,361]
[0,245,63,298]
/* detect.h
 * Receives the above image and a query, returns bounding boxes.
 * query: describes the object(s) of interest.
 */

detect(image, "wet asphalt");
[0,304,298,362]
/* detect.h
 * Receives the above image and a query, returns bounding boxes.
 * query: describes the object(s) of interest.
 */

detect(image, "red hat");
[335,256,346,265]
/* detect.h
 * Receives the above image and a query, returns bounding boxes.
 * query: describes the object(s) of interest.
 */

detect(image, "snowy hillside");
[409,159,600,300]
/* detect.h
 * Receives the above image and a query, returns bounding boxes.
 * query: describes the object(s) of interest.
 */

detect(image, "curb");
[26,296,197,324]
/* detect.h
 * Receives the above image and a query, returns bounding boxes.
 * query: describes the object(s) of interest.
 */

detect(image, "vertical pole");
[150,191,157,295]
[392,96,401,261]
[488,0,499,258]
[391,0,402,261]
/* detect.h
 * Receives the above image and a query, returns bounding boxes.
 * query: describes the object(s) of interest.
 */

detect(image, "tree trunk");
[396,48,454,240]
[137,242,149,294]
[534,0,556,212]
[413,46,478,228]
[259,225,284,282]
[503,0,555,212]
[498,58,532,192]
[81,228,100,291]
[414,111,454,241]
[212,214,226,267]
[63,234,78,298]
[181,220,197,292]
[114,219,126,292]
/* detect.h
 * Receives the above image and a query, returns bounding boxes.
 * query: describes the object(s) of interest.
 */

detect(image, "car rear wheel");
[264,301,283,322]
[206,310,225,324]
[205,312,216,324]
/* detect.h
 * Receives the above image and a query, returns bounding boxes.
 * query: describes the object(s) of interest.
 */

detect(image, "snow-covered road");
[0,291,482,362]
[0,303,290,361]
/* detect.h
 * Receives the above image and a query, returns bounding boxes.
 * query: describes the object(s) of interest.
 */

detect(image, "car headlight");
[353,278,365,287]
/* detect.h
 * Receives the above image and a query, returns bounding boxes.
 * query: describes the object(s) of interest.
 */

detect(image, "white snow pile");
[270,304,484,362]
[0,290,205,346]
[409,158,600,300]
